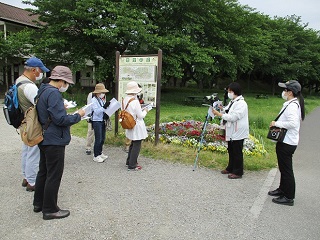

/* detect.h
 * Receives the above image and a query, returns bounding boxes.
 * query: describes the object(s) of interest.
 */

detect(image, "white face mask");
[281,91,288,101]
[59,82,69,92]
[35,70,44,81]
[228,92,234,100]
[99,93,105,99]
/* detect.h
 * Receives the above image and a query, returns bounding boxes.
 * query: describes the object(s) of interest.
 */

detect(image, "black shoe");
[85,149,91,155]
[268,188,283,196]
[33,206,42,213]
[43,210,70,220]
[272,196,294,206]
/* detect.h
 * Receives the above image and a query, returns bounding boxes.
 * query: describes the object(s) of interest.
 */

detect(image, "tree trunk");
[197,79,203,90]
[180,77,187,87]
[173,77,177,87]
[272,77,276,96]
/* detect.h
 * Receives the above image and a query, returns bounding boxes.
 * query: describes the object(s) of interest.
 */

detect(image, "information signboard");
[118,56,158,105]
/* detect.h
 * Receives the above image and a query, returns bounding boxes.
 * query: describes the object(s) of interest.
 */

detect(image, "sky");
[238,0,320,30]
[1,0,319,30]
[0,0,35,9]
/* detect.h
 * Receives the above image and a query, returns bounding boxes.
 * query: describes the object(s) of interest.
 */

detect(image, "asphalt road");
[0,103,319,240]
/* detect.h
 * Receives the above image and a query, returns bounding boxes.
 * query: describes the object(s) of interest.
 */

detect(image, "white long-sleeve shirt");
[221,95,249,141]
[275,98,301,145]
[123,95,148,141]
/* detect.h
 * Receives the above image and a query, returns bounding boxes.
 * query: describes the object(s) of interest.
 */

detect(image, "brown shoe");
[221,169,230,174]
[26,183,35,192]
[228,173,242,179]
[22,179,28,187]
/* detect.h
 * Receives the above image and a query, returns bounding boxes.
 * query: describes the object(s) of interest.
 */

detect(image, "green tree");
[14,0,320,94]
[248,15,320,94]
[27,0,156,85]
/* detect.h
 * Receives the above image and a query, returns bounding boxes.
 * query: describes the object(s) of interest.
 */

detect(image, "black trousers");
[126,140,142,169]
[226,139,244,176]
[33,145,65,213]
[276,142,297,199]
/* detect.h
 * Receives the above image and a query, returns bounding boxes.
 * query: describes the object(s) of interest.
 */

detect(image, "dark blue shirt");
[36,83,81,146]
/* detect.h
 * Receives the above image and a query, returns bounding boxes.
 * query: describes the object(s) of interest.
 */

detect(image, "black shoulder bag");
[267,101,298,142]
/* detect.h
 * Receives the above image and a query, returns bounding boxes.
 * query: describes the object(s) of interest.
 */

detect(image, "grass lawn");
[70,87,320,171]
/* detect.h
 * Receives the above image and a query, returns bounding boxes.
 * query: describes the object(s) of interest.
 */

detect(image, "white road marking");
[249,168,278,218]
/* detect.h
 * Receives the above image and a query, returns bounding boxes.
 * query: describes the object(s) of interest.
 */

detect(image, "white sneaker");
[93,156,105,163]
[100,153,108,160]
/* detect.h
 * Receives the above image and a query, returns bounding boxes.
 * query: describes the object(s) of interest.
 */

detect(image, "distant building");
[0,2,96,93]
[0,2,40,90]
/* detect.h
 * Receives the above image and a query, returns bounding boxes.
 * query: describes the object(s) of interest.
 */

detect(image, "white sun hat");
[125,81,142,94]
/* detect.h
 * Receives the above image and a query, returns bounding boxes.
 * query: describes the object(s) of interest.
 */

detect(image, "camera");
[203,93,222,112]
[203,93,220,105]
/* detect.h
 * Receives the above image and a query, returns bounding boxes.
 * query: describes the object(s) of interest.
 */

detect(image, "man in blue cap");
[16,56,49,192]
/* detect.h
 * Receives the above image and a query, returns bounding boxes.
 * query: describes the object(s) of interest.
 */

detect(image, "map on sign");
[119,65,157,83]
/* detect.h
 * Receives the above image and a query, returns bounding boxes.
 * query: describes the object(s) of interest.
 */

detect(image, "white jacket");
[123,95,148,141]
[275,98,301,146]
[221,95,249,141]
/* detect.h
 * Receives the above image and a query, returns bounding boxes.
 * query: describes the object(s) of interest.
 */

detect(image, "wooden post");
[155,49,162,145]
[115,51,120,135]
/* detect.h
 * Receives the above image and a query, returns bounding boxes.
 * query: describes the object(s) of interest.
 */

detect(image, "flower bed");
[146,120,266,156]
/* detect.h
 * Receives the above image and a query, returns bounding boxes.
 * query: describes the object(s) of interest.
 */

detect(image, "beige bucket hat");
[93,83,109,94]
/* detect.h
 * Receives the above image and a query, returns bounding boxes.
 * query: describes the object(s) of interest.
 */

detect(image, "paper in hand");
[64,99,77,109]
[104,98,121,117]
[207,101,223,119]
[142,103,153,111]
[208,106,215,119]
[74,103,93,120]
[212,100,222,110]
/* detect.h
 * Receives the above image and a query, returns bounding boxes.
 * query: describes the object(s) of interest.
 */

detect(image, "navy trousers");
[92,121,106,157]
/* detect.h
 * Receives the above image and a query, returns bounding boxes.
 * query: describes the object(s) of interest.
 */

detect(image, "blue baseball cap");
[24,57,50,73]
